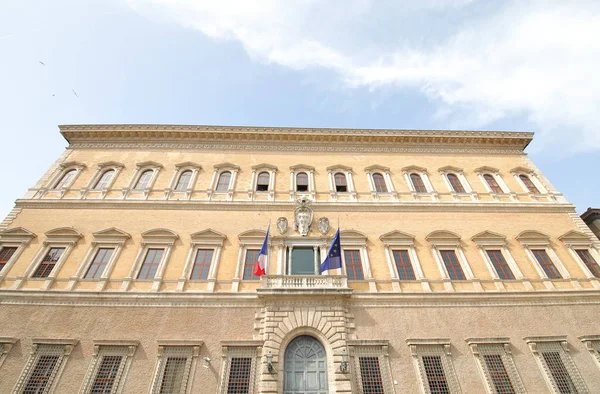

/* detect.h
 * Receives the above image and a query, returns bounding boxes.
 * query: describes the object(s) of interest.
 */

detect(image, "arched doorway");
[284,335,328,394]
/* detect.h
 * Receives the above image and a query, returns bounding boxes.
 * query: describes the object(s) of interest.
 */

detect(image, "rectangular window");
[486,250,515,280]
[243,249,260,280]
[440,250,465,280]
[159,356,187,394]
[290,247,316,275]
[23,354,61,393]
[483,354,515,394]
[150,345,196,394]
[0,246,17,272]
[32,247,65,278]
[227,357,252,393]
[359,356,384,394]
[422,355,450,394]
[541,352,577,393]
[575,249,600,278]
[345,250,364,280]
[137,248,164,280]
[392,250,416,280]
[84,248,115,279]
[531,249,562,279]
[190,249,214,280]
[90,355,124,394]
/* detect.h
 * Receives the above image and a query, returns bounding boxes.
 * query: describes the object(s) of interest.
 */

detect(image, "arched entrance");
[284,335,328,394]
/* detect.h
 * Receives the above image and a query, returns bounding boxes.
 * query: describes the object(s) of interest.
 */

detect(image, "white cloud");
[127,0,600,152]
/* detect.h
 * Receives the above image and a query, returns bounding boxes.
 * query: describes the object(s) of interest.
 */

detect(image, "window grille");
[484,174,503,193]
[409,342,460,394]
[89,355,124,394]
[372,173,387,193]
[392,250,416,280]
[32,247,65,278]
[351,344,392,394]
[344,250,364,280]
[256,172,270,191]
[531,249,562,279]
[221,346,257,394]
[440,250,465,280]
[446,174,465,193]
[134,170,154,190]
[94,170,115,190]
[359,357,384,394]
[334,173,348,192]
[15,343,73,394]
[575,250,600,278]
[54,169,76,189]
[410,173,427,193]
[190,249,214,280]
[174,170,192,191]
[542,352,578,394]
[85,248,115,279]
[137,248,164,280]
[296,172,309,192]
[81,344,136,394]
[0,246,17,272]
[486,250,515,280]
[23,354,60,394]
[151,346,195,394]
[519,175,540,194]
[243,249,260,280]
[483,354,515,394]
[422,355,450,394]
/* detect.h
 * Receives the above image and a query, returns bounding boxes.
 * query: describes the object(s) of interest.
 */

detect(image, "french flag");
[254,225,270,277]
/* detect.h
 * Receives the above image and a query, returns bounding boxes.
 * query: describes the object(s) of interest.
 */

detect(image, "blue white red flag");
[320,228,341,273]
[254,225,270,277]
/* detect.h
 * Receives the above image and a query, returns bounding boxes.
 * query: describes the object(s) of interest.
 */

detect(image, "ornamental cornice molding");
[14,199,576,214]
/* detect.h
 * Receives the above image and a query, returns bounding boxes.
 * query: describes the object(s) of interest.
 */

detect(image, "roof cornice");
[58,124,534,152]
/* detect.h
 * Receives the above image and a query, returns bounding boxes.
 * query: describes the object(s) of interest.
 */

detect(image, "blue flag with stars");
[320,228,341,273]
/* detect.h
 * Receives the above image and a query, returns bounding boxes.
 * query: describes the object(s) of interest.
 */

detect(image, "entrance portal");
[284,335,328,394]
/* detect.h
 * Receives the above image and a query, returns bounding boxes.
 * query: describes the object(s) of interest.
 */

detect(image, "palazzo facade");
[0,124,599,394]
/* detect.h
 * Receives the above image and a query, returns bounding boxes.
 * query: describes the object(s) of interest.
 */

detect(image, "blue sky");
[1,0,599,217]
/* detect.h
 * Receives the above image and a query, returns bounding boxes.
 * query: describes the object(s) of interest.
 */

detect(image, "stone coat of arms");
[294,197,314,236]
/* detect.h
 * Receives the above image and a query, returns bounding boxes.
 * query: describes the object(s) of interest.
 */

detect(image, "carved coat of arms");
[318,217,330,235]
[294,197,314,236]
[277,217,288,234]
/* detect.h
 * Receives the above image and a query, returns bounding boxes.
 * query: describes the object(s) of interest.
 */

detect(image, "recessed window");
[483,174,503,193]
[216,171,232,192]
[256,172,270,191]
[84,248,114,279]
[392,250,416,280]
[159,356,187,393]
[531,249,562,279]
[227,357,253,393]
[440,250,466,280]
[446,173,465,193]
[32,247,65,278]
[575,249,600,278]
[243,249,261,280]
[486,250,515,280]
[334,173,348,192]
[93,170,115,190]
[296,172,309,192]
[410,173,427,193]
[482,354,514,393]
[519,174,540,194]
[190,249,214,280]
[0,246,17,273]
[372,173,387,193]
[134,170,154,190]
[54,169,77,189]
[137,248,164,280]
[358,356,384,393]
[345,249,364,280]
[24,354,61,392]
[90,354,124,393]
[422,355,450,394]
[174,170,193,191]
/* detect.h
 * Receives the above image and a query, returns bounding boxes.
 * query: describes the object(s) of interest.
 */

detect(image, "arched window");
[296,172,309,192]
[519,174,540,194]
[447,174,465,193]
[334,173,347,192]
[54,169,77,189]
[174,170,193,191]
[134,170,154,190]
[216,171,232,192]
[93,169,115,190]
[372,173,387,193]
[410,173,427,193]
[256,172,270,191]
[483,174,502,194]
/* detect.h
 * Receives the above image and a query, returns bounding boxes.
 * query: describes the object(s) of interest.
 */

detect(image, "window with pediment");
[510,166,547,195]
[81,341,138,394]
[471,231,524,288]
[438,166,476,200]
[426,230,476,291]
[407,339,461,394]
[516,231,570,288]
[85,161,124,198]
[233,230,270,291]
[0,227,36,277]
[125,161,163,198]
[150,341,202,394]
[166,162,201,199]
[365,165,397,201]
[474,166,511,198]
[559,230,600,280]
[209,163,240,200]
[178,229,226,292]
[248,164,277,200]
[43,161,86,198]
[289,164,316,199]
[380,230,428,291]
[327,165,356,201]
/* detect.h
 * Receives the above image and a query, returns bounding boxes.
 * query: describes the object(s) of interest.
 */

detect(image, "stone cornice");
[14,199,576,214]
[59,124,533,153]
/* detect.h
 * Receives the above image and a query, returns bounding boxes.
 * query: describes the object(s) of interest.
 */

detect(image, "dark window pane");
[291,247,315,275]
[410,173,427,193]
[216,171,232,192]
[542,351,577,394]
[484,174,503,193]
[159,356,188,394]
[422,355,450,394]
[359,356,384,394]
[576,249,600,278]
[256,172,270,191]
[243,249,261,280]
[174,170,192,191]
[0,246,18,272]
[23,355,60,394]
[440,250,465,280]
[486,250,515,280]
[532,249,561,279]
[296,172,308,192]
[190,249,214,280]
[447,174,465,193]
[85,248,115,279]
[372,173,387,193]
[137,249,164,280]
[334,173,347,192]
[345,250,364,280]
[483,354,515,394]
[90,355,123,394]
[519,175,540,194]
[227,357,252,394]
[393,250,416,280]
[32,247,65,278]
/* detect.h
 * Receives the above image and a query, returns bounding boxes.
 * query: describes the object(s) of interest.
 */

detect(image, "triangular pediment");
[0,227,36,242]
[326,164,353,172]
[214,162,240,170]
[558,230,592,245]
[289,164,315,171]
[471,231,507,245]
[191,229,227,241]
[98,161,124,169]
[438,165,463,173]
[364,164,390,172]
[251,163,278,171]
[510,166,533,174]
[175,161,201,169]
[379,230,416,242]
[401,165,428,174]
[93,227,131,240]
[474,166,500,174]
[136,161,163,169]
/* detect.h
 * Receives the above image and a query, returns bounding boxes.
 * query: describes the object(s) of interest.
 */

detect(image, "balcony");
[258,275,351,295]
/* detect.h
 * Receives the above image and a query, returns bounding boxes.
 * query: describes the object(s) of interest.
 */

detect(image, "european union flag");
[320,228,341,273]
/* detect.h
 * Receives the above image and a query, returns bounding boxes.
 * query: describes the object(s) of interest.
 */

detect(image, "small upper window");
[54,169,77,189]
[256,172,270,191]
[0,246,18,273]
[174,170,193,191]
[372,173,387,193]
[483,174,503,194]
[532,249,561,279]
[447,174,466,193]
[216,171,232,192]
[519,174,540,194]
[334,173,347,192]
[93,169,115,190]
[440,250,466,280]
[32,247,65,278]
[296,172,309,192]
[575,249,600,278]
[134,170,154,190]
[410,173,427,193]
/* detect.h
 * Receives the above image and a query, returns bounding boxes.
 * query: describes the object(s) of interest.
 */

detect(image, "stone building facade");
[0,124,599,393]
